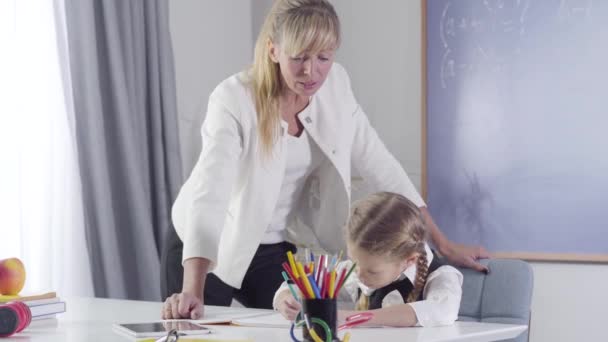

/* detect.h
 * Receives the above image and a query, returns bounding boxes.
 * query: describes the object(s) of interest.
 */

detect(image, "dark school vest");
[357,256,445,310]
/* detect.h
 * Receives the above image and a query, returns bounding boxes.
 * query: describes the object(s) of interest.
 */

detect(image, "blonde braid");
[355,293,370,311]
[406,248,429,303]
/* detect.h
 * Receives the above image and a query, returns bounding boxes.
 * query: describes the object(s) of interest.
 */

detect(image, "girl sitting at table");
[274,192,463,327]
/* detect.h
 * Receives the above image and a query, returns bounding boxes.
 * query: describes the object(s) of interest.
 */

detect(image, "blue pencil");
[307,274,321,298]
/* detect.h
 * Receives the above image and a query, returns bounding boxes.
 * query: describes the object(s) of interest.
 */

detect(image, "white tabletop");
[5,297,527,342]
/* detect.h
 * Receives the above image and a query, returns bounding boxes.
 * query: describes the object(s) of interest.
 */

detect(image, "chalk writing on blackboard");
[557,0,593,23]
[439,0,529,89]
[427,0,608,259]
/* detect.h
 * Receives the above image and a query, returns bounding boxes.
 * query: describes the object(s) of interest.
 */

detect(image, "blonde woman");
[275,192,463,327]
[163,0,487,319]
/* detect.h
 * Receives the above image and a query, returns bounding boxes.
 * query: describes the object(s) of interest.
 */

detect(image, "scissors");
[338,312,374,331]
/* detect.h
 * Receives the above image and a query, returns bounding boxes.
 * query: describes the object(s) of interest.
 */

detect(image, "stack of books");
[0,292,66,320]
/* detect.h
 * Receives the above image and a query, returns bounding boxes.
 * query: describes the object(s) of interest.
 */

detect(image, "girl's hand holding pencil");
[275,250,357,321]
[275,290,302,321]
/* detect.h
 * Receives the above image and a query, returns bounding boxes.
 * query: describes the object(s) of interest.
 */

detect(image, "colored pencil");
[282,271,300,302]
[287,251,297,277]
[333,267,348,298]
[335,262,357,296]
[328,270,336,298]
[322,269,330,298]
[307,274,321,298]
[282,262,307,295]
[315,255,325,283]
[297,262,315,299]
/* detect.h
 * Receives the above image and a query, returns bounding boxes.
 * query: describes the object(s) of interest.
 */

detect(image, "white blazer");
[172,63,425,288]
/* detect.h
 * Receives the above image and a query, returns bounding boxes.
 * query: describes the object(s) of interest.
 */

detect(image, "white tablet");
[113,320,211,338]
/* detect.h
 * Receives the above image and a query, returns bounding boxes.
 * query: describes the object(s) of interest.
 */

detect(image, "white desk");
[5,297,527,341]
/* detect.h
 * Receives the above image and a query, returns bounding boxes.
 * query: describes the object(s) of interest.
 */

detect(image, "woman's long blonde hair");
[249,0,340,156]
[347,192,429,310]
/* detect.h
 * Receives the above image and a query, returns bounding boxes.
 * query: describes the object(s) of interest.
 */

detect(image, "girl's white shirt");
[341,243,463,327]
[172,63,425,288]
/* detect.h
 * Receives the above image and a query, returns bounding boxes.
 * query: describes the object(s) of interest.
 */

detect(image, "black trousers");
[204,242,297,309]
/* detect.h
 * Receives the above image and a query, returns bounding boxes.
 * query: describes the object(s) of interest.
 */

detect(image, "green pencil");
[335,262,357,296]
[282,271,300,302]
[344,261,356,281]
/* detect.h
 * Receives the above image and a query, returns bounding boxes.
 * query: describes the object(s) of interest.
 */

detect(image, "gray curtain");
[64,0,183,300]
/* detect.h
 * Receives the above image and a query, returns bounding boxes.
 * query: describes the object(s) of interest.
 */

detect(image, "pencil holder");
[0,301,32,337]
[302,298,338,342]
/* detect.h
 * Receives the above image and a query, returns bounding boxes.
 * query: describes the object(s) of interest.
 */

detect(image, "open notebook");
[230,312,292,328]
[228,312,383,329]
[190,308,290,327]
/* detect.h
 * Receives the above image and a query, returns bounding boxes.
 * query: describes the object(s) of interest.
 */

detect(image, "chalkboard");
[423,0,608,262]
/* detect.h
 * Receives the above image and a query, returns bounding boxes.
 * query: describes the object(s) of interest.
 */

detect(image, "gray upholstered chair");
[457,259,534,342]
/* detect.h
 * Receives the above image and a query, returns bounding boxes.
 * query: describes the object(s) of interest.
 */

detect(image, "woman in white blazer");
[162,0,489,320]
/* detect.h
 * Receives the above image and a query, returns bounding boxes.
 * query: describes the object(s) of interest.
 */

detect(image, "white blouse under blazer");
[172,63,425,288]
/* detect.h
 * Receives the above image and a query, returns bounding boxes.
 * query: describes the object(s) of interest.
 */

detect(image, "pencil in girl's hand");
[282,271,300,302]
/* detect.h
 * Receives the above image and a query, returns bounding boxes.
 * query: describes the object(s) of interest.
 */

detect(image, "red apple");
[0,258,26,295]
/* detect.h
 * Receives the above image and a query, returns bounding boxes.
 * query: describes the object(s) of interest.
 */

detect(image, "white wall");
[169,0,252,176]
[172,1,608,341]
[529,262,608,341]
[331,0,422,190]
